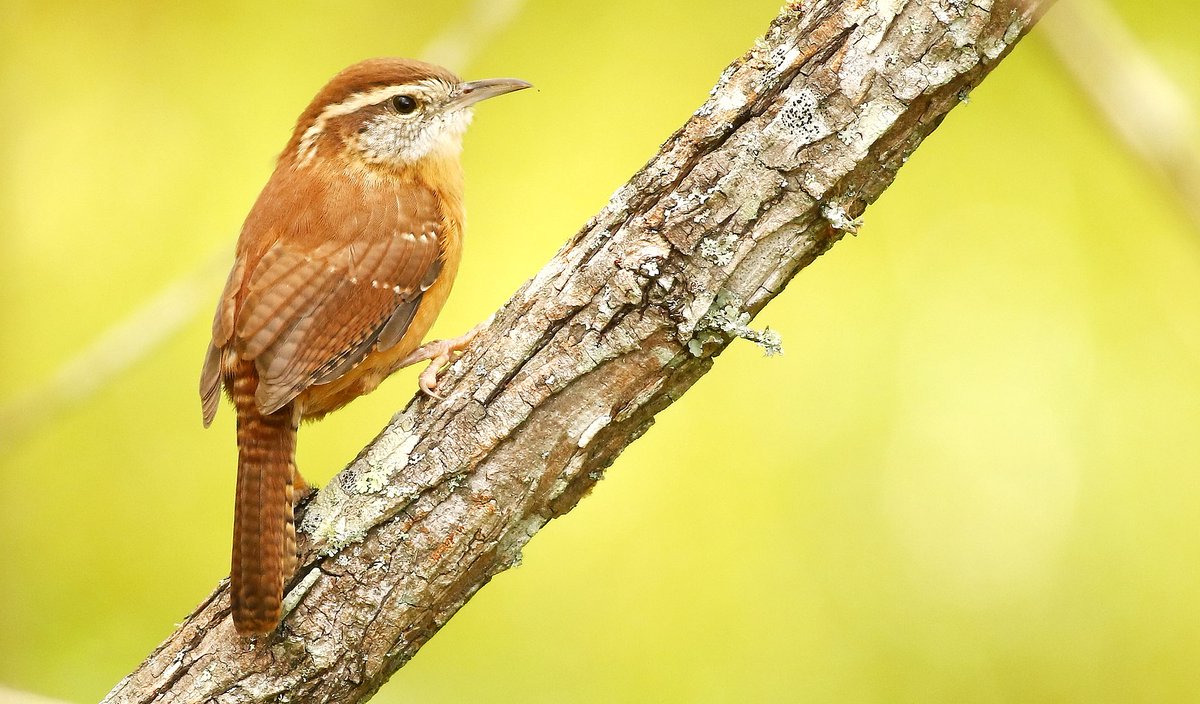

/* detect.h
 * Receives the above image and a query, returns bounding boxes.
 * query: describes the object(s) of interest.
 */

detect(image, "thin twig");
[1043,0,1200,234]
[0,0,528,449]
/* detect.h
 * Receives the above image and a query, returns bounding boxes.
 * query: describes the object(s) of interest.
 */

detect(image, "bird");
[198,57,530,636]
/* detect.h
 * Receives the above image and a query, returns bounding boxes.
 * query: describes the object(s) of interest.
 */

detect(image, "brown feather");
[229,356,297,636]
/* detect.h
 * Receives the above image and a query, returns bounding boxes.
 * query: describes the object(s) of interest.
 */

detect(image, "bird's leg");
[293,469,315,503]
[393,320,489,398]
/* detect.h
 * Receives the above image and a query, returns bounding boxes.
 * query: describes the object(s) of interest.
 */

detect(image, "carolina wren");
[199,58,530,636]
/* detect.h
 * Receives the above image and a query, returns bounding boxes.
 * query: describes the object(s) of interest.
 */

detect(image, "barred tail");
[230,360,299,636]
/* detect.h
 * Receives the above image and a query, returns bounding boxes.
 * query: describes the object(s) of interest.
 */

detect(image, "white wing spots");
[370,280,404,292]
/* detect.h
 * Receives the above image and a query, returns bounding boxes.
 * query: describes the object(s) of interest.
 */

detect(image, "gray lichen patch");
[298,481,372,556]
[932,0,972,23]
[699,233,739,267]
[661,184,722,226]
[297,425,425,553]
[976,15,1021,60]
[355,431,420,494]
[688,291,783,358]
[763,87,832,155]
[353,464,390,496]
[299,480,348,537]
[711,85,749,115]
[822,202,863,233]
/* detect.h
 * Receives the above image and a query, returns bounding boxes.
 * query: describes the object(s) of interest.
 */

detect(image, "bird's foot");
[396,320,489,399]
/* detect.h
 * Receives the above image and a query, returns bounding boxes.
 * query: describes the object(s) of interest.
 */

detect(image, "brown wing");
[238,228,442,414]
[199,166,447,423]
[200,256,246,426]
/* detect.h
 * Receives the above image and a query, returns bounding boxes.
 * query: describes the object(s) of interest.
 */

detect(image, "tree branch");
[104,1,1052,701]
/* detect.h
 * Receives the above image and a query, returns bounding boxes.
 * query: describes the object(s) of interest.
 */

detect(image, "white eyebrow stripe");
[295,85,411,166]
[294,78,455,167]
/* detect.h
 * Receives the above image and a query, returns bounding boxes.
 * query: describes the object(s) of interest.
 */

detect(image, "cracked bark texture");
[105,1,1052,701]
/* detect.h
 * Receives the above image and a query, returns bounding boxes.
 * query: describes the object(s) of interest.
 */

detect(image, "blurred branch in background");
[420,0,526,69]
[0,686,74,704]
[103,1,1053,702]
[0,250,229,448]
[0,0,527,451]
[1044,0,1200,235]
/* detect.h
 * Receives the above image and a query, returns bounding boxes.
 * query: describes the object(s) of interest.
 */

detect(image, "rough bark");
[105,1,1052,701]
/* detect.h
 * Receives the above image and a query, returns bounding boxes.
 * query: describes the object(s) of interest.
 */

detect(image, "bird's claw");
[418,353,451,399]
[413,321,487,399]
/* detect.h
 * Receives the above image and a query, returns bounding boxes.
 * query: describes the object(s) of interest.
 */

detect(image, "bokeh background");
[2,1,1199,702]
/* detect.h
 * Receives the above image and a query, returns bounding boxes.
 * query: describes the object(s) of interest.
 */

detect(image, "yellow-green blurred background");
[3,1,1199,702]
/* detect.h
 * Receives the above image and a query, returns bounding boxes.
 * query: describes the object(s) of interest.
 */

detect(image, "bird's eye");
[392,95,418,115]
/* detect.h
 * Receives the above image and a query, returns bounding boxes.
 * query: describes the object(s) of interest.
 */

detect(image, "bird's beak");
[449,78,533,110]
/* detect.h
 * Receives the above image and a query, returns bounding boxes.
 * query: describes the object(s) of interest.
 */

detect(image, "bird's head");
[285,57,530,170]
